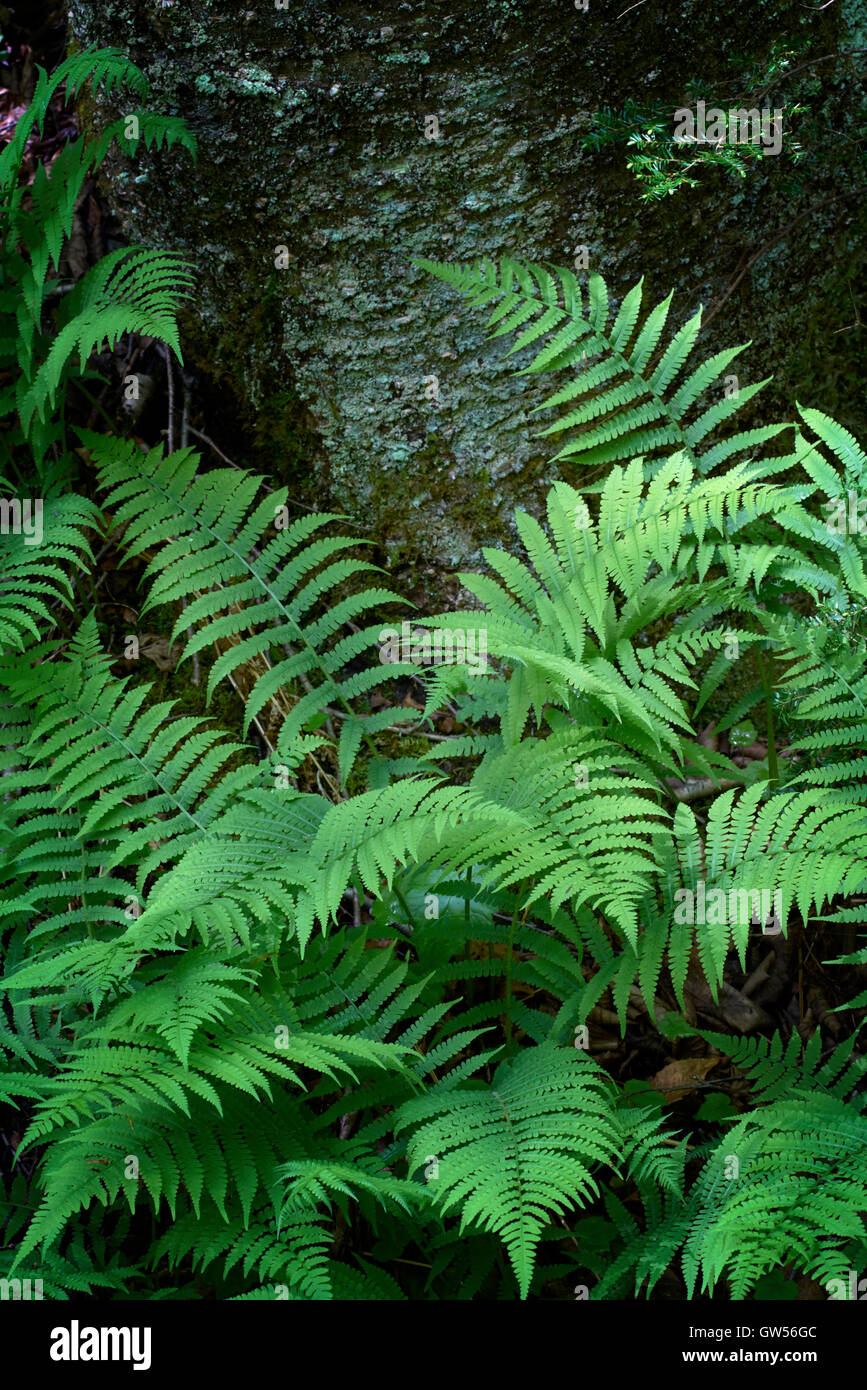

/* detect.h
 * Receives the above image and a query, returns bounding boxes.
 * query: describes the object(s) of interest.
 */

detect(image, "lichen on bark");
[68,0,867,586]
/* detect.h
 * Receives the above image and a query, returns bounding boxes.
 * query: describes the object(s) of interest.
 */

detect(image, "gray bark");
[68,0,867,586]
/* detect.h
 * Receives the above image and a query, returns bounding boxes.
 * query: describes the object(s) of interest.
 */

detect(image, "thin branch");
[703,186,865,328]
[753,46,867,100]
[160,342,175,454]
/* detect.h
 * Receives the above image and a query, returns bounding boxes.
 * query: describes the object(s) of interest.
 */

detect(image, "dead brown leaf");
[648,1055,718,1103]
[138,635,180,671]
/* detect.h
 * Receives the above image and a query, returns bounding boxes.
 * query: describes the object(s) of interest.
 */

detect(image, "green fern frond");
[681,1095,867,1297]
[151,1199,333,1299]
[689,1025,867,1109]
[87,432,413,783]
[395,1044,621,1298]
[0,48,148,198]
[415,256,788,475]
[21,249,196,428]
[0,493,98,650]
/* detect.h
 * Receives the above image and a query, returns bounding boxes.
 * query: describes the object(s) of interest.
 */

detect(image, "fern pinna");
[1,246,866,1300]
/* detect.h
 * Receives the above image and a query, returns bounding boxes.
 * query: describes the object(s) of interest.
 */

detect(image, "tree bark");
[67,0,867,589]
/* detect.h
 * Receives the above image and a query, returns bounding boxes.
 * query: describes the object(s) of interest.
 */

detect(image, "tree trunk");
[68,0,867,590]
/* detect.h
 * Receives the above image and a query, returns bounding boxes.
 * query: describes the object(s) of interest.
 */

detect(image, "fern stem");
[757,646,779,788]
[504,884,529,1047]
[72,381,116,433]
[392,884,419,935]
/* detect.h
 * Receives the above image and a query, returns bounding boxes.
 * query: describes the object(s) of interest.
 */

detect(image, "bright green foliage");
[1,238,866,1300]
[396,1045,621,1298]
[0,46,195,488]
[594,1093,867,1300]
[0,492,98,649]
[582,34,864,206]
[681,1096,867,1297]
[413,256,789,475]
[584,99,766,200]
[23,247,195,432]
[686,1024,867,1107]
[768,407,867,794]
[590,1024,867,1299]
[85,431,420,788]
[583,88,803,201]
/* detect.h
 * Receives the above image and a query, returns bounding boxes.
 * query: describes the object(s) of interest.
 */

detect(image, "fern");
[395,1044,621,1298]
[0,492,98,650]
[86,432,419,787]
[2,245,866,1304]
[19,248,196,431]
[681,1096,867,1297]
[414,256,788,477]
[687,1024,867,1109]
[0,46,195,482]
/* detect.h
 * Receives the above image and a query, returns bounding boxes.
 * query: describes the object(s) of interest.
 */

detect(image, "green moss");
[70,0,866,586]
